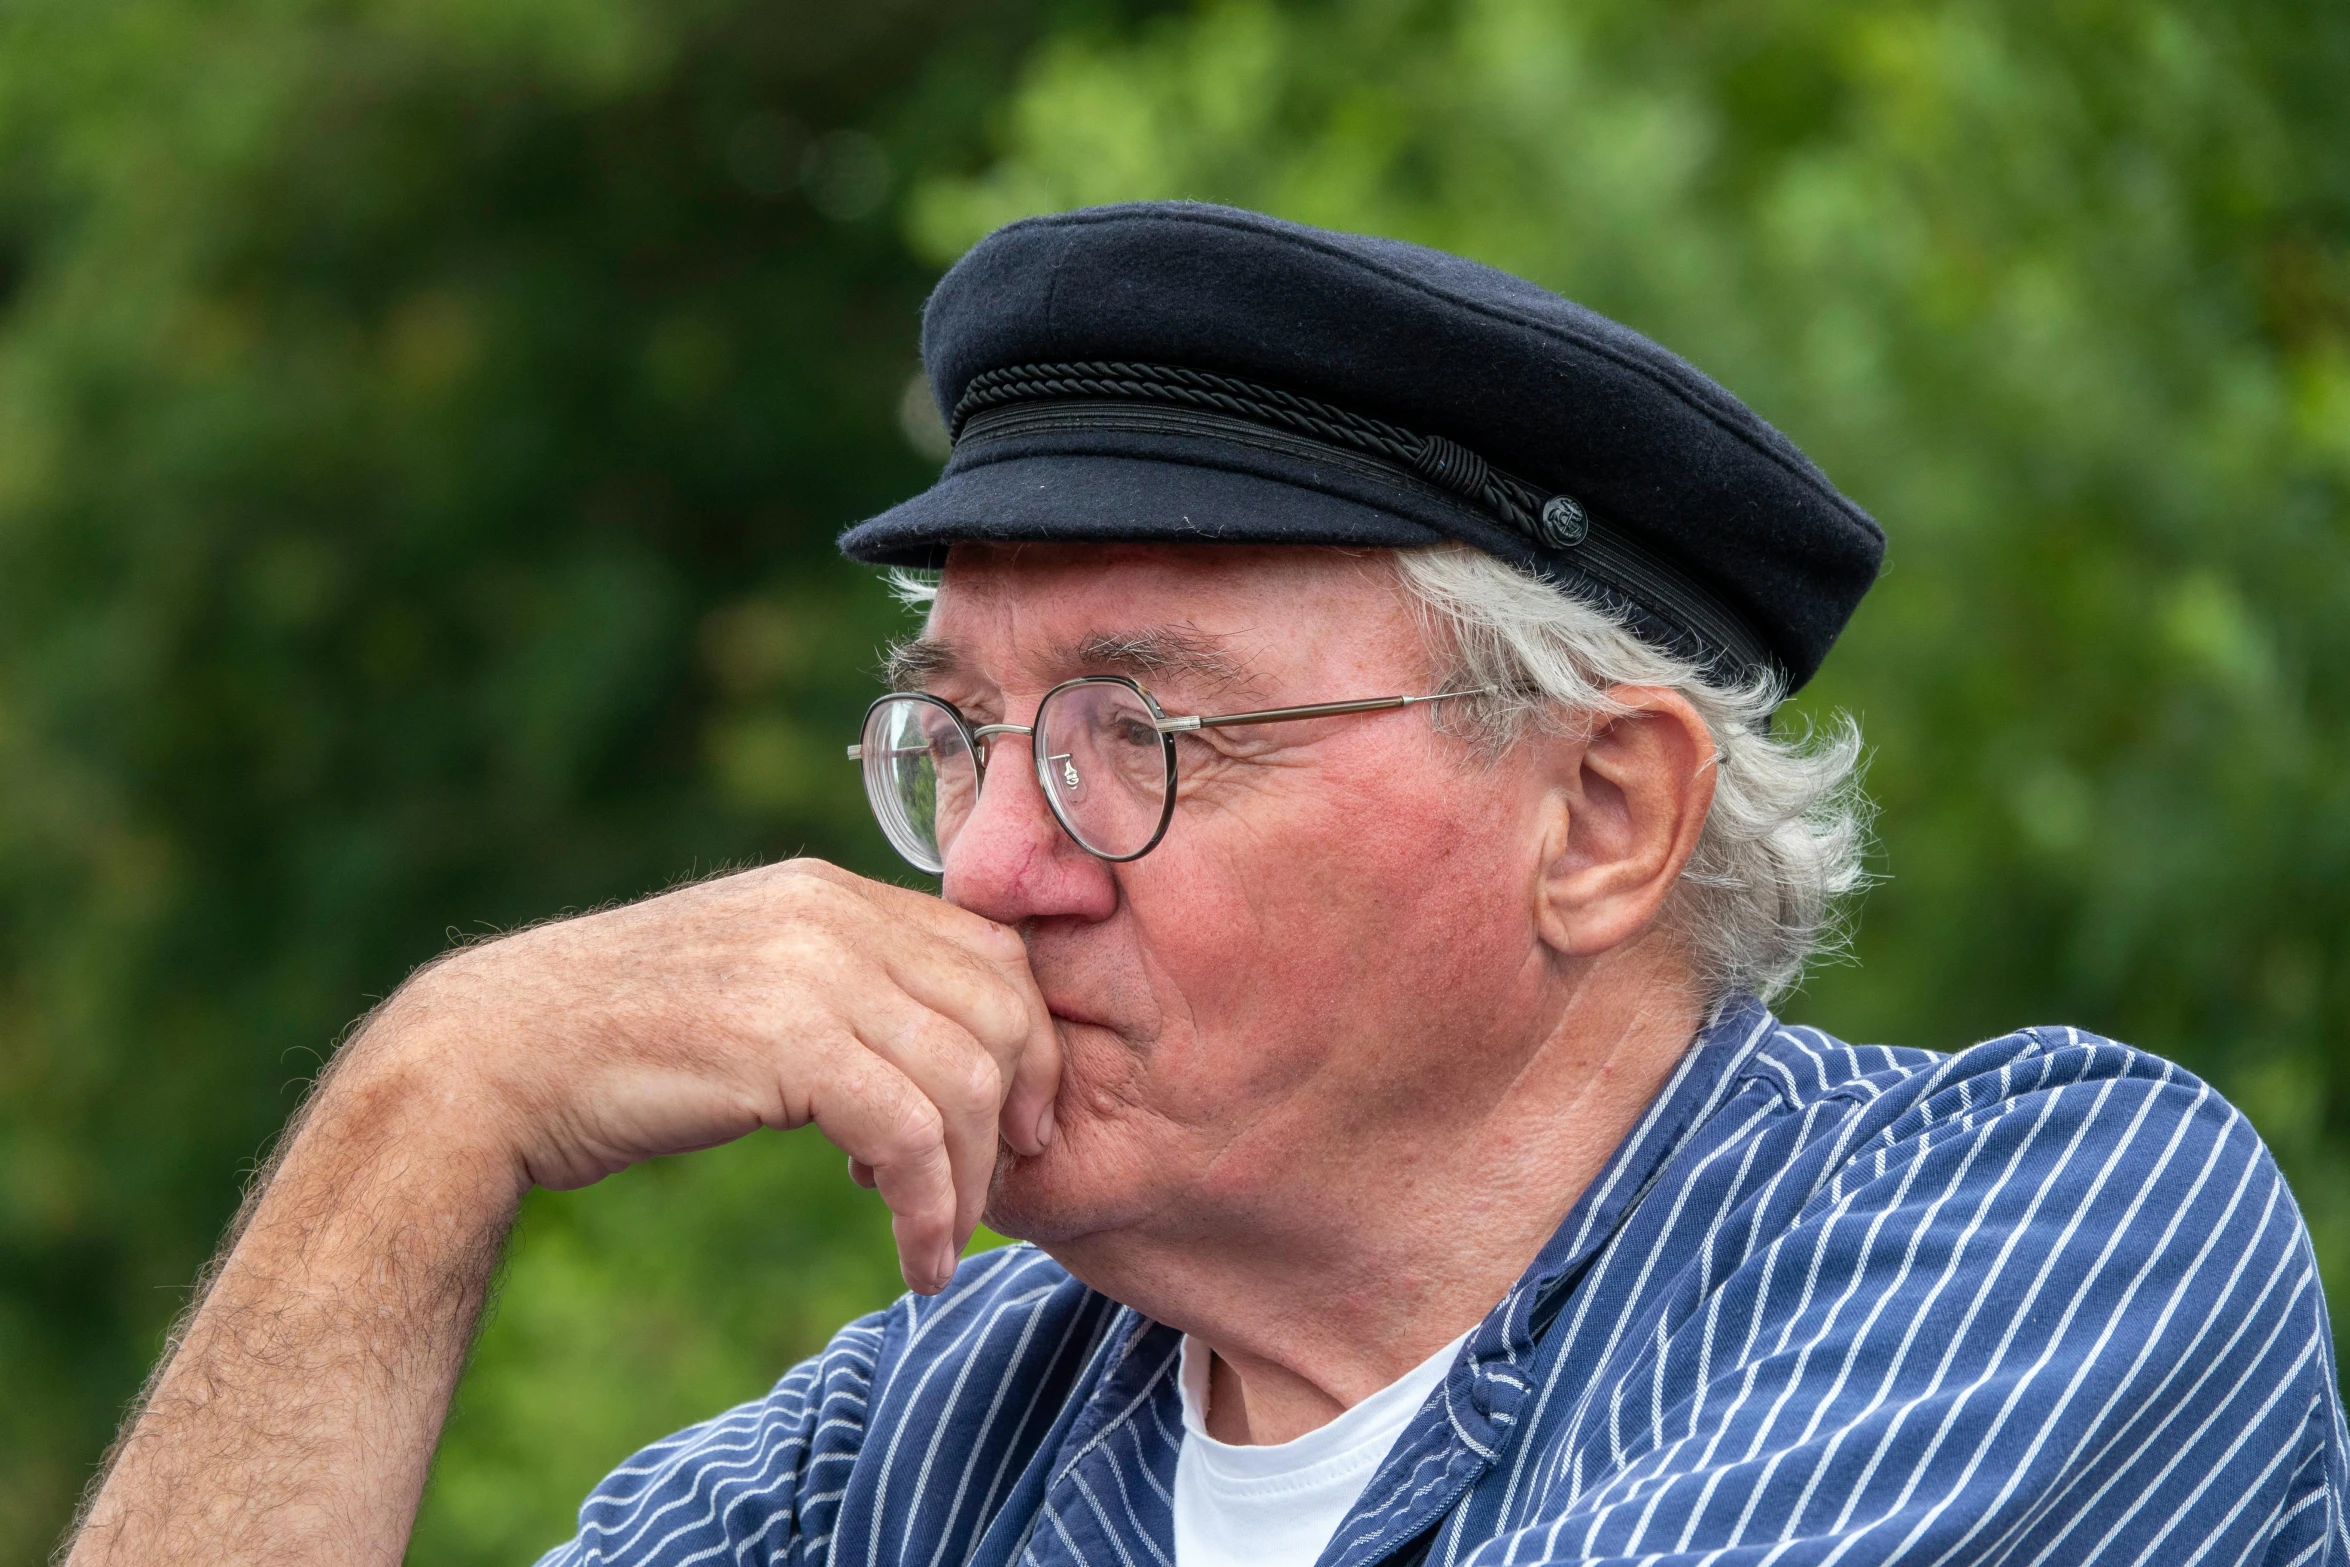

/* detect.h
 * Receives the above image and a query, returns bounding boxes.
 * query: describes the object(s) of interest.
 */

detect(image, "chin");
[983,1123,1163,1250]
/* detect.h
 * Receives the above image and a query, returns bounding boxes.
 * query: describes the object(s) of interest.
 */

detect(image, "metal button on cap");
[1539,494,1590,548]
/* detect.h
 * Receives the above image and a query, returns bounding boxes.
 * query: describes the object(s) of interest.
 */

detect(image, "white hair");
[884,545,1870,1004]
[1392,544,1870,1004]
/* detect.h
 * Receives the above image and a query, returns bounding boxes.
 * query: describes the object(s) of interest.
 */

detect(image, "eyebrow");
[1068,628,1253,689]
[882,636,960,690]
[883,626,1254,696]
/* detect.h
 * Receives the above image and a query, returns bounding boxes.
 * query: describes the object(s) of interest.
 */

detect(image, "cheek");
[1126,751,1535,1114]
[1301,762,1533,1013]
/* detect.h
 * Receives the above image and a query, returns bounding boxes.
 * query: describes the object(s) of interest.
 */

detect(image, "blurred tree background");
[0,0,2343,1559]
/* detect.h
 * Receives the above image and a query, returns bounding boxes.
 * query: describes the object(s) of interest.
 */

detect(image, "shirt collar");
[1310,995,1780,1566]
[1020,996,1780,1567]
[1451,993,1776,1447]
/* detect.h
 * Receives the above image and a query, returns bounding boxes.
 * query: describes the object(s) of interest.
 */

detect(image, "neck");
[1048,942,1708,1446]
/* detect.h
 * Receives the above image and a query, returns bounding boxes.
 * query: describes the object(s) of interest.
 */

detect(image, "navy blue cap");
[839,202,1883,693]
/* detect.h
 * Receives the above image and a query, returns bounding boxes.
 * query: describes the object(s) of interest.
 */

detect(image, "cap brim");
[839,450,1716,671]
[838,451,1455,568]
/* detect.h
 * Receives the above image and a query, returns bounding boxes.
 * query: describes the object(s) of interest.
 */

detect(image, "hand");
[354,859,1060,1293]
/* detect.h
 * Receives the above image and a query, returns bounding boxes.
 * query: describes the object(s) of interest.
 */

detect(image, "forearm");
[66,1037,525,1566]
[61,860,1052,1561]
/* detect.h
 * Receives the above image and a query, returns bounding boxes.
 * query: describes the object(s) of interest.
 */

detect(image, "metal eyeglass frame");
[847,674,1497,868]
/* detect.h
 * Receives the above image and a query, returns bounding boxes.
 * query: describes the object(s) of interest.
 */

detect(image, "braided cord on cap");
[945,358,1772,682]
[953,361,1564,541]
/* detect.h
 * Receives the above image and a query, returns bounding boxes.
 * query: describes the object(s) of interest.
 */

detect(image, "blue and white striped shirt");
[540,998,2348,1566]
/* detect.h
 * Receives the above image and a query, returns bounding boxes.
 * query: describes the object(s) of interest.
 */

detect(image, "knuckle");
[775,855,851,893]
[973,913,1024,951]
[967,982,1032,1047]
[771,870,840,912]
[979,924,1031,968]
[883,1093,946,1162]
[953,1051,1005,1116]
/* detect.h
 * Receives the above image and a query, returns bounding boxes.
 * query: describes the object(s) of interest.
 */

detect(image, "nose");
[941,729,1119,924]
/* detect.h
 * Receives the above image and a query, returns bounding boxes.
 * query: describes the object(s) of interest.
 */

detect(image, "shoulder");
[1712,1015,2326,1345]
[1495,1014,2346,1566]
[544,1245,1106,1566]
[1742,1015,2252,1152]
[1739,1018,1946,1107]
[545,1308,893,1565]
[1723,1017,2327,1368]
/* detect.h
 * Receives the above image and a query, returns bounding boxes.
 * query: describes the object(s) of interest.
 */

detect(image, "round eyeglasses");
[848,675,1493,872]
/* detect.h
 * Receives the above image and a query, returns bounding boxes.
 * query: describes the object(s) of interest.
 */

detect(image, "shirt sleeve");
[1469,1040,2348,1565]
[532,1309,889,1567]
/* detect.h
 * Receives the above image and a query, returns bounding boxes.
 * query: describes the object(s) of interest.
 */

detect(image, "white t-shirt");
[1173,1330,1470,1567]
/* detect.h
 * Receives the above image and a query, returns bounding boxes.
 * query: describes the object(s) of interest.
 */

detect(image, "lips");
[1043,992,1137,1040]
[1031,954,1144,1037]
[1038,976,1110,1028]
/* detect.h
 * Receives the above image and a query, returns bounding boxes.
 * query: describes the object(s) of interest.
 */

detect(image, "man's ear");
[1533,689,1718,958]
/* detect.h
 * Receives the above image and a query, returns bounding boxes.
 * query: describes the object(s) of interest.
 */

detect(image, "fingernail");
[935,1245,960,1290]
[1033,1101,1057,1149]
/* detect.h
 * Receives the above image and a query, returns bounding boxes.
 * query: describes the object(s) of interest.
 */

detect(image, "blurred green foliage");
[0,0,2344,1560]
[0,0,1137,1554]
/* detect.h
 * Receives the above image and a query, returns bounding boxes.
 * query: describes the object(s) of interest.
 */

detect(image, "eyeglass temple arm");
[848,688,1496,757]
[1160,688,1497,733]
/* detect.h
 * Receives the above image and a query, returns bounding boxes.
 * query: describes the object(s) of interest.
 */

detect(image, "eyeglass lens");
[1032,680,1173,860]
[859,696,975,874]
[858,680,1175,871]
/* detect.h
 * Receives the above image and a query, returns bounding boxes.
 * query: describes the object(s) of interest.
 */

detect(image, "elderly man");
[69,204,2344,1567]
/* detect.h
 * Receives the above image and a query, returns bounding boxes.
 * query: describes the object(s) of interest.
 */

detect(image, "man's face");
[916,544,1562,1262]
